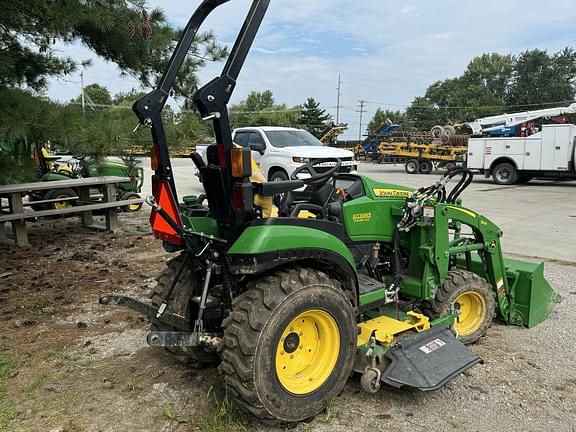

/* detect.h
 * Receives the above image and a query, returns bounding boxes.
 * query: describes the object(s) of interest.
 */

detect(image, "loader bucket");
[504,258,562,328]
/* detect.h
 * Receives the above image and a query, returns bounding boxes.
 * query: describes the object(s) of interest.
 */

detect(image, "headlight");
[292,157,309,163]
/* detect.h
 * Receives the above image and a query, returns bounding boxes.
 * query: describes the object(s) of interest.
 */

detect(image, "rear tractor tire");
[220,267,356,424]
[425,270,495,344]
[150,255,220,365]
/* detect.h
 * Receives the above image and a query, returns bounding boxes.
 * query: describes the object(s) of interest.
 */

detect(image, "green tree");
[298,98,331,137]
[72,83,113,108]
[0,1,227,95]
[175,111,214,147]
[406,48,576,130]
[405,97,445,131]
[230,91,299,128]
[112,89,147,106]
[462,53,515,100]
[0,89,59,183]
[367,108,410,135]
[507,48,576,110]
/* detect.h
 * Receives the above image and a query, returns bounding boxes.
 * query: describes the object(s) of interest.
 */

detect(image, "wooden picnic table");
[0,176,144,247]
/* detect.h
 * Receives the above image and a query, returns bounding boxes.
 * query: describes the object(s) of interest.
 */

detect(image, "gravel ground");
[1,175,575,431]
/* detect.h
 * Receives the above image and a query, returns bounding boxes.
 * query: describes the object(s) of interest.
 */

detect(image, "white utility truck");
[467,123,576,184]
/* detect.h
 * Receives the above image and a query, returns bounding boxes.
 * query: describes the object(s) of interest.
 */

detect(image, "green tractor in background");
[100,0,561,424]
[32,143,143,211]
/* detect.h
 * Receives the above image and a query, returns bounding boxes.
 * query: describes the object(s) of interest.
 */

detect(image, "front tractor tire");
[220,267,356,424]
[150,256,220,365]
[426,270,496,344]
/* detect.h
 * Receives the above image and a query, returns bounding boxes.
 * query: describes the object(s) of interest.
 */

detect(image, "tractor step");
[381,326,481,391]
[357,273,385,295]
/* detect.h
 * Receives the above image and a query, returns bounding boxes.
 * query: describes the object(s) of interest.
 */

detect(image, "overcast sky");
[46,0,576,139]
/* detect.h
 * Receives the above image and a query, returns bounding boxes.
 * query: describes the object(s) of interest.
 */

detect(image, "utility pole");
[80,64,86,117]
[79,60,91,117]
[336,74,342,123]
[357,99,367,142]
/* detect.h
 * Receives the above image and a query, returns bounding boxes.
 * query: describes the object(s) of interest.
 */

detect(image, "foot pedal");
[381,326,481,391]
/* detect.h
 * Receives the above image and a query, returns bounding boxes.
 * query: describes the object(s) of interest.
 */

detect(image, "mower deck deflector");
[382,326,481,391]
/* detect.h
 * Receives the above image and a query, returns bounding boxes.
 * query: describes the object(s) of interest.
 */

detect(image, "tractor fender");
[227,225,358,307]
[41,172,72,182]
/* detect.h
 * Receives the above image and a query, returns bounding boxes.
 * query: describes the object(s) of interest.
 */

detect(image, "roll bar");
[133,0,271,202]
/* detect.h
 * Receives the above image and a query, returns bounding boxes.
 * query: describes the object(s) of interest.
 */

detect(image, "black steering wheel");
[291,158,342,186]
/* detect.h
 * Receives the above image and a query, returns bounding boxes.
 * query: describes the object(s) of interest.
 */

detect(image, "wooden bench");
[0,176,144,247]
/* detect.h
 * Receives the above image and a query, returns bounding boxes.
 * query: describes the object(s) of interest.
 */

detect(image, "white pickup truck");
[467,123,576,184]
[196,126,356,182]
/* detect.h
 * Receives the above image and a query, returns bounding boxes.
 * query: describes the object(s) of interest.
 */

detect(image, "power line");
[363,99,576,110]
[66,101,303,115]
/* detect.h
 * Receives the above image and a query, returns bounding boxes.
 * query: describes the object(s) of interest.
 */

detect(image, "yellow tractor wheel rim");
[128,196,141,212]
[275,309,340,395]
[454,291,487,336]
[54,196,73,210]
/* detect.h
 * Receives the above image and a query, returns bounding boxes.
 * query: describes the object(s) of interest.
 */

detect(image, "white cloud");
[46,0,576,139]
[399,5,415,14]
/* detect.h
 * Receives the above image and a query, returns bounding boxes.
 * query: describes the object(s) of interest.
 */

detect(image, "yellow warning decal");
[352,212,372,223]
[447,206,477,218]
[373,188,412,198]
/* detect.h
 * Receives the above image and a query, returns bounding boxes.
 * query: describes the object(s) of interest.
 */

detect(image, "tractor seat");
[283,182,339,219]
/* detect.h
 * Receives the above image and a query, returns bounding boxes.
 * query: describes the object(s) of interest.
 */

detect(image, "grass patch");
[0,355,26,430]
[101,372,118,390]
[198,387,245,432]
[122,376,142,393]
[42,348,80,364]
[0,355,25,380]
[18,298,57,315]
[556,377,576,392]
[0,392,16,431]
[162,405,189,424]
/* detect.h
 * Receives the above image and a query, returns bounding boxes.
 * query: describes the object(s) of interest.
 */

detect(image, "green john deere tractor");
[100,0,561,424]
[32,144,143,211]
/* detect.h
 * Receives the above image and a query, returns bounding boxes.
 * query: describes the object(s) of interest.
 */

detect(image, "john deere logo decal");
[353,212,372,222]
[373,188,411,198]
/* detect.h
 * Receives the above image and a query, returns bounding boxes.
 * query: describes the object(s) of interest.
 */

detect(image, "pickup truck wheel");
[269,170,289,206]
[492,162,518,185]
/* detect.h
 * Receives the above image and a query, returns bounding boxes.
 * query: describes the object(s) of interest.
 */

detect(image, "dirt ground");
[1,211,575,432]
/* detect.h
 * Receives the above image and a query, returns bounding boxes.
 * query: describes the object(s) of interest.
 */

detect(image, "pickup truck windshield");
[264,130,322,148]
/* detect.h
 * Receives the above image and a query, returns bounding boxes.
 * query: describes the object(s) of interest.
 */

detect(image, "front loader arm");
[434,204,512,320]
